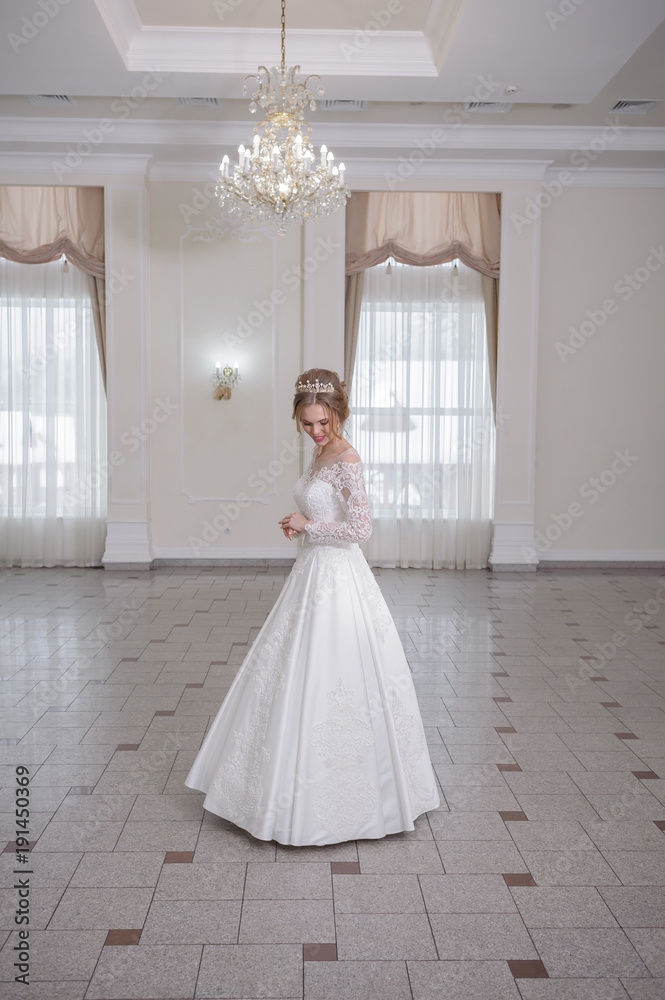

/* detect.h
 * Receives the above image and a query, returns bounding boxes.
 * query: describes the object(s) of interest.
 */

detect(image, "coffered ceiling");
[0,0,664,180]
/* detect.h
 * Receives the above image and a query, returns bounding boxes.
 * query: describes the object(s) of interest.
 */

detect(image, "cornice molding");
[0,151,152,175]
[93,0,458,76]
[1,118,664,152]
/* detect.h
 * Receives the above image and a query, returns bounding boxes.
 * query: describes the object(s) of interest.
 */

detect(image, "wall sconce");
[211,362,240,400]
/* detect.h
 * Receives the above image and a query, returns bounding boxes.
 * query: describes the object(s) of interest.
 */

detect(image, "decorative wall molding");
[489,523,539,570]
[178,214,279,504]
[102,520,153,567]
[94,0,462,76]
[0,151,152,175]
[2,117,665,153]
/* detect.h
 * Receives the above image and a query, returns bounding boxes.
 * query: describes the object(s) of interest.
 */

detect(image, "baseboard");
[538,549,665,568]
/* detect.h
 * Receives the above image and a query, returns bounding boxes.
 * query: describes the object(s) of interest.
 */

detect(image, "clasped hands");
[278,511,311,541]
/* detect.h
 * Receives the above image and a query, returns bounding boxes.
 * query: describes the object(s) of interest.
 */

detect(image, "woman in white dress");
[185,369,440,846]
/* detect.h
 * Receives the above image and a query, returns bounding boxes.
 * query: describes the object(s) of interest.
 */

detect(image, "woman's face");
[300,403,336,447]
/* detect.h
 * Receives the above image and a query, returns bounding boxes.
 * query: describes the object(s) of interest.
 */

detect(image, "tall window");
[349,260,494,569]
[0,257,107,566]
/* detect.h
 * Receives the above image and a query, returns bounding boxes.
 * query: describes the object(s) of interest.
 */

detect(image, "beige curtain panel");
[0,185,105,278]
[345,191,500,278]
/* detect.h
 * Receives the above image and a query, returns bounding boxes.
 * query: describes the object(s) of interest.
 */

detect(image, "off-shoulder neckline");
[310,445,359,472]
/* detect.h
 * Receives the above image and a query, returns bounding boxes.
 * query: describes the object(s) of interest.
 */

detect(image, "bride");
[185,368,440,846]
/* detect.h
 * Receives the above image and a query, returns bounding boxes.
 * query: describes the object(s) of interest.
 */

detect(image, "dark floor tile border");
[503,873,536,887]
[633,770,660,780]
[601,702,621,708]
[331,862,361,874]
[494,697,513,703]
[185,683,205,689]
[154,710,176,717]
[654,821,665,833]
[509,959,549,979]
[615,732,638,740]
[69,786,95,795]
[116,743,140,751]
[491,671,509,678]
[3,841,37,854]
[164,851,195,863]
[105,929,142,946]
[498,763,522,772]
[121,657,139,662]
[500,811,528,822]
[590,676,608,682]
[495,726,516,734]
[303,943,337,961]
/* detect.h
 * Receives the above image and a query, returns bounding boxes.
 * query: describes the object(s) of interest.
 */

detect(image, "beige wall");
[536,187,665,560]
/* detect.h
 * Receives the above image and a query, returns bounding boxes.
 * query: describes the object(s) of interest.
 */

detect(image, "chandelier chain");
[281,0,286,69]
[216,0,350,231]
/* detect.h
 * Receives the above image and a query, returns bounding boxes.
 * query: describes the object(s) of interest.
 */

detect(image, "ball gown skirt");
[185,449,440,846]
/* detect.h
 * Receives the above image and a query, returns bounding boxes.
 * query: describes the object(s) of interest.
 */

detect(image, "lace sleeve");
[304,455,372,543]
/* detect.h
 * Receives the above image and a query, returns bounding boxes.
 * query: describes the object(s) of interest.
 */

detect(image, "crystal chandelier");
[216,0,350,234]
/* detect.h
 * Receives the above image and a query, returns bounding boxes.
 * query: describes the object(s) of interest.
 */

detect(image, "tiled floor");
[1,563,665,999]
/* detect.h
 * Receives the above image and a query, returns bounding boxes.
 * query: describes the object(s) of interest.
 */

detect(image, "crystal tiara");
[295,378,336,393]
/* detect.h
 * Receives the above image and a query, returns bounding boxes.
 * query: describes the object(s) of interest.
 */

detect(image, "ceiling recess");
[320,100,368,112]
[175,98,221,107]
[610,100,660,114]
[464,102,513,113]
[25,95,75,105]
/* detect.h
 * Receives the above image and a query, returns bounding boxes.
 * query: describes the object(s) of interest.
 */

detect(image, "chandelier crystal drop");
[216,0,350,234]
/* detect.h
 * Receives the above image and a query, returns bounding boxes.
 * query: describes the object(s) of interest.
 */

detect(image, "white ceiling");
[0,0,664,179]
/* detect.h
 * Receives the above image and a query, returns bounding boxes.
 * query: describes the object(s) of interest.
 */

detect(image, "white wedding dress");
[185,445,440,845]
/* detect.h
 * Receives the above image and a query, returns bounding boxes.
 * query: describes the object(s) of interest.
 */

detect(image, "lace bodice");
[293,446,372,545]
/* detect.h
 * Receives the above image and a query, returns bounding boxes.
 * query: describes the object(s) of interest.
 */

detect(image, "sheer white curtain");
[348,260,494,570]
[0,257,107,566]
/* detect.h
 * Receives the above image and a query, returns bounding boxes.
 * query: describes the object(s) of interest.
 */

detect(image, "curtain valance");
[345,191,501,278]
[0,185,104,278]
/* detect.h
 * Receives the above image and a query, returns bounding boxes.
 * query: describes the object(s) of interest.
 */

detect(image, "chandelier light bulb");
[215,0,350,231]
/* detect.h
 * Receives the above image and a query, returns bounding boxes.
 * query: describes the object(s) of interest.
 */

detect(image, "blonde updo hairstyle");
[292,368,349,441]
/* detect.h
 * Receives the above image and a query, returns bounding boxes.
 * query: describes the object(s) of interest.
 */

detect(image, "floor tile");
[142,899,242,943]
[86,943,202,999]
[332,873,425,912]
[196,944,302,998]
[429,911,538,959]
[304,960,412,999]
[531,928,649,978]
[239,900,335,944]
[336,912,437,959]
